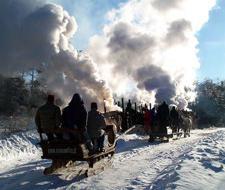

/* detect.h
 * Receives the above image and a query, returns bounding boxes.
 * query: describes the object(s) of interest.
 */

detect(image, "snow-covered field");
[1,128,225,190]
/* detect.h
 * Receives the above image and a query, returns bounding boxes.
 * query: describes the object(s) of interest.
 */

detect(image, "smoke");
[0,0,217,111]
[89,0,216,108]
[135,65,176,104]
[0,0,115,111]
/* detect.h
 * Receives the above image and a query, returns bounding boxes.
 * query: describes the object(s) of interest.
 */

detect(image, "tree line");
[0,74,47,116]
[190,80,225,127]
[0,74,224,128]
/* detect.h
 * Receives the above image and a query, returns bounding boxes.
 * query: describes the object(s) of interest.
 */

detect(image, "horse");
[179,114,192,137]
[104,111,122,133]
[170,118,180,134]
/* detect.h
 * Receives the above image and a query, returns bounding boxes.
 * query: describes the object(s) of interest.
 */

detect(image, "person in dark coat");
[126,99,133,128]
[170,106,179,133]
[87,102,106,152]
[150,107,157,132]
[157,101,169,134]
[62,93,87,141]
[35,95,61,140]
[144,107,152,134]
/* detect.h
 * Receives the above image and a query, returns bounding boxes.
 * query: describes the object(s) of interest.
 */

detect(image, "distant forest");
[190,80,225,127]
[0,74,224,127]
[0,74,46,116]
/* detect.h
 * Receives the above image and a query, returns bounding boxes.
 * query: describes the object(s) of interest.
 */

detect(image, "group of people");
[35,94,183,153]
[35,94,107,153]
[143,101,180,134]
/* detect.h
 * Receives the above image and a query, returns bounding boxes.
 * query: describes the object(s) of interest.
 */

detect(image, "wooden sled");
[39,125,117,176]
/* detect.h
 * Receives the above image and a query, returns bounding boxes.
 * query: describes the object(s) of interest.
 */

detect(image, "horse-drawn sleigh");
[148,111,193,143]
[38,124,117,176]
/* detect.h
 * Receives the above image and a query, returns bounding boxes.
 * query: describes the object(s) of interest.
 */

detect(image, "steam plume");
[0,0,217,110]
[0,0,115,110]
[89,0,216,108]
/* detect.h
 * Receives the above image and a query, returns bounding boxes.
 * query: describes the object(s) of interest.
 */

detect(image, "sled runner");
[148,133,173,143]
[38,125,116,176]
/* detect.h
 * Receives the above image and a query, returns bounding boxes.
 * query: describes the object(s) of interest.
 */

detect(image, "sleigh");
[148,125,173,143]
[38,125,117,176]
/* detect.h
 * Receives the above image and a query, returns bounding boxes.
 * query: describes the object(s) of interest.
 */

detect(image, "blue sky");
[197,0,225,81]
[53,0,224,81]
[53,0,127,49]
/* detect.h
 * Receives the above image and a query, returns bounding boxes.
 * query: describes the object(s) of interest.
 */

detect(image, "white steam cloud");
[0,0,115,111]
[0,0,216,110]
[88,0,216,108]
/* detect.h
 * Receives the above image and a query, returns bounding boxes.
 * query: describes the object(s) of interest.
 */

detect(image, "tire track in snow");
[69,130,215,190]
[0,128,222,190]
[148,129,225,190]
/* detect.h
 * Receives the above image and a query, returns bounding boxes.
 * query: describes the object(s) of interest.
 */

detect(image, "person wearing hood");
[170,106,180,133]
[62,93,87,141]
[157,101,169,134]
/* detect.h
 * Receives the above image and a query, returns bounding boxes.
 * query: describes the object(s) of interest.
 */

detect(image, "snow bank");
[0,130,41,172]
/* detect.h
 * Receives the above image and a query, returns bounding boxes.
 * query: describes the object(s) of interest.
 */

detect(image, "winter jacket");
[87,110,106,138]
[35,103,61,131]
[170,109,179,123]
[144,110,152,132]
[158,103,169,122]
[62,104,87,131]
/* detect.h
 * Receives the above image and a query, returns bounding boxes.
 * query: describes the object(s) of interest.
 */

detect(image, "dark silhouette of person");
[62,93,87,141]
[126,99,132,111]
[87,102,106,152]
[157,101,169,134]
[35,95,61,141]
[170,106,180,133]
[143,107,152,134]
[125,99,133,128]
[150,107,157,131]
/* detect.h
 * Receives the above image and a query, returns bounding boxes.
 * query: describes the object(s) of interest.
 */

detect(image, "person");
[126,99,132,111]
[150,107,157,131]
[157,101,169,134]
[143,107,152,134]
[148,107,157,142]
[126,99,133,128]
[87,102,106,152]
[62,93,87,141]
[170,106,179,133]
[35,95,61,141]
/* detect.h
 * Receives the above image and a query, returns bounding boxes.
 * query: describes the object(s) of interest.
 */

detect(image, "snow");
[0,128,225,190]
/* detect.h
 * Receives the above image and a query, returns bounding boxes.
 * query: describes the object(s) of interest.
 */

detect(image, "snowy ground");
[1,128,225,190]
